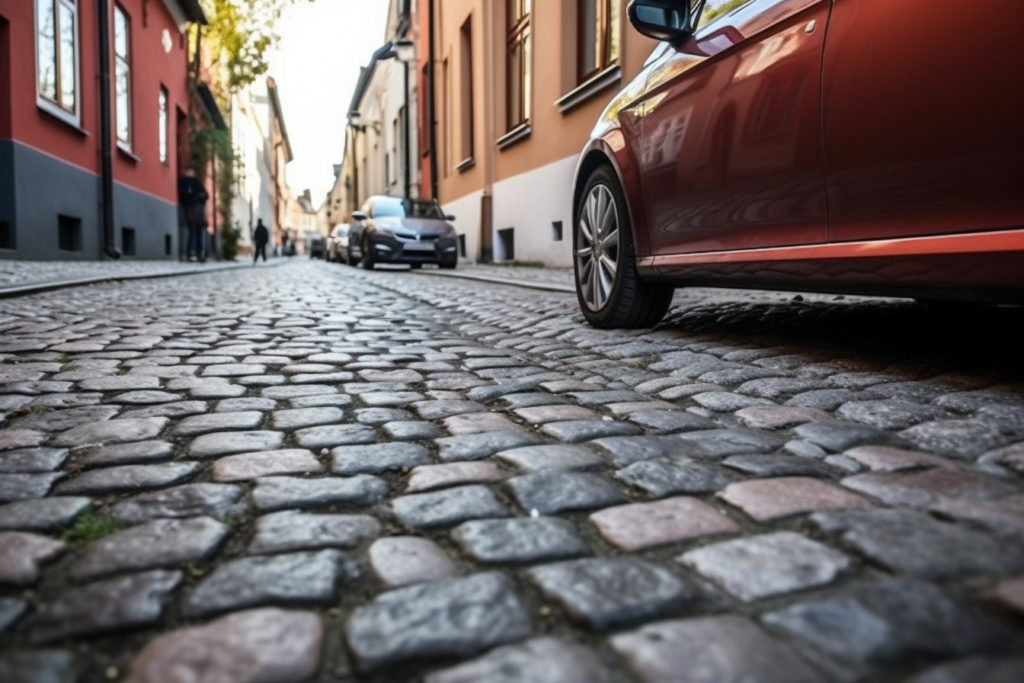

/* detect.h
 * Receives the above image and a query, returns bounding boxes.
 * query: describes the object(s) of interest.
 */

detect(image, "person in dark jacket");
[253,219,269,264]
[178,168,208,262]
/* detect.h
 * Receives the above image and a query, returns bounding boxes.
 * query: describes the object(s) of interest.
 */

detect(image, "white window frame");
[34,0,81,127]
[114,4,133,150]
[158,86,169,164]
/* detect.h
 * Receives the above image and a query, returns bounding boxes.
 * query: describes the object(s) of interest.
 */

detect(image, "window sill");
[496,123,531,151]
[556,65,622,114]
[456,157,475,173]
[117,144,141,163]
[36,100,88,136]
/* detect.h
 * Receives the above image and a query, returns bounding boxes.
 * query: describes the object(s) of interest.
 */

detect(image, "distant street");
[1,260,1023,682]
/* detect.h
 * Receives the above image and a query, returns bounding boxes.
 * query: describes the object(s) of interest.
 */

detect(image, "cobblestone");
[435,430,546,461]
[252,474,387,511]
[590,497,739,551]
[527,558,698,631]
[0,532,65,585]
[425,636,611,683]
[345,572,532,673]
[57,462,198,495]
[27,570,182,643]
[406,461,505,492]
[763,577,1020,666]
[332,442,432,475]
[185,549,352,618]
[611,615,821,683]
[212,448,323,481]
[110,483,245,523]
[812,508,1024,580]
[124,609,323,683]
[3,261,1024,679]
[72,517,228,580]
[393,485,511,528]
[0,447,67,473]
[368,536,457,587]
[680,531,851,601]
[720,476,872,521]
[615,457,734,498]
[249,510,380,554]
[453,516,590,563]
[506,470,626,514]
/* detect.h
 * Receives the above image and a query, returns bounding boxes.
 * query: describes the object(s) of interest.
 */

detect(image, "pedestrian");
[178,168,208,262]
[253,218,269,264]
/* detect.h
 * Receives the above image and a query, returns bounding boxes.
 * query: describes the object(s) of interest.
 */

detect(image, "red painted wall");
[0,0,99,174]
[0,0,190,203]
[112,0,189,204]
[0,12,11,138]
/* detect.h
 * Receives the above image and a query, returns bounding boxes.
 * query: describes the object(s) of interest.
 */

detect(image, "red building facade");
[0,0,205,260]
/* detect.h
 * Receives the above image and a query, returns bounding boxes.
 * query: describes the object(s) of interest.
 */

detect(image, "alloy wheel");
[576,183,620,311]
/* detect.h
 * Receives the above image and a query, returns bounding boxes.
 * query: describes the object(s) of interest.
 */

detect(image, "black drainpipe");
[97,0,120,259]
[427,0,438,201]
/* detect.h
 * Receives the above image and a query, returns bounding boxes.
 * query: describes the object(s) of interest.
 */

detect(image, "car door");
[823,0,1024,243]
[636,0,831,255]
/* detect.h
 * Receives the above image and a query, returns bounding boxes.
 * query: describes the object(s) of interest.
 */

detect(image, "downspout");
[97,0,120,259]
[427,0,438,200]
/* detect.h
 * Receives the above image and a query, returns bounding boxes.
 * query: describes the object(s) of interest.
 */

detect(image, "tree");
[198,0,314,94]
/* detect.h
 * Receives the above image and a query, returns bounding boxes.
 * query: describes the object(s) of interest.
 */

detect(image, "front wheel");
[574,165,673,328]
[439,256,457,270]
[360,237,375,270]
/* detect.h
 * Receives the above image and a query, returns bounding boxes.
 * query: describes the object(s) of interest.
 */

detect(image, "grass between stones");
[61,511,124,549]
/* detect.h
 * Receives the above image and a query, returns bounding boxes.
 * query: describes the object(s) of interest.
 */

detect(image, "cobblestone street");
[2,260,1024,682]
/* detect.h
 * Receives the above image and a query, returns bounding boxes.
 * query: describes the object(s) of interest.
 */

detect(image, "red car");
[573,0,1024,327]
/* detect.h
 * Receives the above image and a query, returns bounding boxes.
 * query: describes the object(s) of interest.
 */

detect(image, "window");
[36,0,79,122]
[506,0,531,131]
[57,214,82,251]
[121,227,136,256]
[114,5,132,147]
[459,16,474,162]
[158,86,168,164]
[579,0,621,82]
[0,221,13,250]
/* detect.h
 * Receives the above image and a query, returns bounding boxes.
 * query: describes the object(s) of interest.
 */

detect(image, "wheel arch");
[572,140,652,258]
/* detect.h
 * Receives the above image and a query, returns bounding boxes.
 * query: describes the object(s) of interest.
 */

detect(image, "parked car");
[572,0,1024,328]
[307,234,326,259]
[326,224,350,263]
[348,196,459,270]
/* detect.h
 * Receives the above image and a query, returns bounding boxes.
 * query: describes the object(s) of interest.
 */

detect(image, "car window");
[368,196,446,219]
[698,0,754,29]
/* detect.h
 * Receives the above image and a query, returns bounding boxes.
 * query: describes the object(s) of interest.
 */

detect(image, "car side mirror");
[351,211,368,221]
[445,214,456,221]
[627,0,695,42]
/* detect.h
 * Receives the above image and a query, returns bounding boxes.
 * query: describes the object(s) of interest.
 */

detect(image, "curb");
[0,259,287,299]
[411,268,575,294]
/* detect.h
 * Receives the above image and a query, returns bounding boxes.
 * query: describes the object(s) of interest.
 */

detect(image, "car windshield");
[372,197,445,219]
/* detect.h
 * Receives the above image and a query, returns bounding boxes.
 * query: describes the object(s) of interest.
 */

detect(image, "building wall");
[0,0,193,259]
[432,0,657,264]
[491,154,577,264]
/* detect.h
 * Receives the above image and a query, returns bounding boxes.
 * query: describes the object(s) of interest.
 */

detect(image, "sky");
[266,0,390,206]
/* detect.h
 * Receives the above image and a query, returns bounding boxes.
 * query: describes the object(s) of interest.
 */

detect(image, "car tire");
[574,165,673,328]
[346,244,356,266]
[439,255,457,270]
[360,237,375,270]
[410,263,422,270]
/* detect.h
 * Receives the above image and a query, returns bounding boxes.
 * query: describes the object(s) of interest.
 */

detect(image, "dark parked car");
[307,234,326,259]
[327,224,350,263]
[573,0,1024,328]
[348,196,458,270]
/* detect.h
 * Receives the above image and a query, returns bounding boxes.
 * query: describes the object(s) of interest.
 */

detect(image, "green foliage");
[221,223,242,261]
[61,511,123,549]
[190,126,236,233]
[200,0,315,92]
[700,0,751,27]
